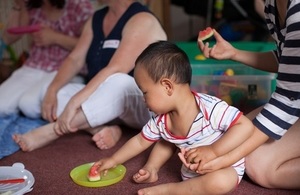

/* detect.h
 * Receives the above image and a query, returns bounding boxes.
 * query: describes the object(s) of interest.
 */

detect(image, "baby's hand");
[178,148,199,171]
[178,147,189,167]
[184,146,217,174]
[93,157,118,176]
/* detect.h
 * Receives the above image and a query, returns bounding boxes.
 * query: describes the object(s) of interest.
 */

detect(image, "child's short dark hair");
[135,41,192,85]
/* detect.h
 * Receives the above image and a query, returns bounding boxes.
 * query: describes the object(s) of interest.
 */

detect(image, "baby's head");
[134,41,192,85]
[134,41,192,114]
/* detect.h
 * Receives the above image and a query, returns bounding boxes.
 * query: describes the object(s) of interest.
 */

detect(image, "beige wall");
[147,0,172,39]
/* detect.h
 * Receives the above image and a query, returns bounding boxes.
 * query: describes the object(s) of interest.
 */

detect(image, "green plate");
[70,162,126,188]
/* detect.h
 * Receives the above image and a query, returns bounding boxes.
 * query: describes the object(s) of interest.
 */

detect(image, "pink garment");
[24,0,93,72]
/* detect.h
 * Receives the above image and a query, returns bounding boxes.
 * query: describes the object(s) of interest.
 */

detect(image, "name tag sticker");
[103,40,120,48]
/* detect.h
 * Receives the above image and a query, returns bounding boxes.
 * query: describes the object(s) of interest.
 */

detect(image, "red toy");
[7,24,41,35]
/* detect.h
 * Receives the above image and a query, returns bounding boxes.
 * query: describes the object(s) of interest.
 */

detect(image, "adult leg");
[246,107,300,189]
[138,167,238,195]
[0,66,41,116]
[19,71,84,119]
[18,71,57,119]
[81,73,150,149]
[13,107,89,152]
[13,83,85,151]
[13,123,58,152]
[13,75,129,151]
[82,73,149,129]
[14,73,149,151]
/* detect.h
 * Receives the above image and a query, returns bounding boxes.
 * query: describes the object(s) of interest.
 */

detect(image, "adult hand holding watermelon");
[198,28,237,61]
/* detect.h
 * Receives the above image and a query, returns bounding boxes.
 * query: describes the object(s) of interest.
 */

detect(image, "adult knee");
[100,73,140,105]
[110,73,136,90]
[246,156,276,188]
[0,98,17,116]
[18,95,41,118]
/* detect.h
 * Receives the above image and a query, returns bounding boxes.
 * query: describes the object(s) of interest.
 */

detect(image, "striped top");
[253,0,300,139]
[141,92,242,149]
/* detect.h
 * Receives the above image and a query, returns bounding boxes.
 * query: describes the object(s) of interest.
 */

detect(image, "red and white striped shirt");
[142,92,242,148]
[141,92,245,181]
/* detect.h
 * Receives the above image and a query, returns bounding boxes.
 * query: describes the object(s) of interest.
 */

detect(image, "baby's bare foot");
[13,123,59,152]
[133,167,158,183]
[92,125,122,150]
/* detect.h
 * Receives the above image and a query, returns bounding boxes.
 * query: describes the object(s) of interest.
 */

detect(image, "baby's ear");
[160,78,173,96]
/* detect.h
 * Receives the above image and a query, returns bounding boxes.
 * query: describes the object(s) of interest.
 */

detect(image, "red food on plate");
[7,24,41,35]
[0,178,25,184]
[87,164,101,182]
[198,27,214,41]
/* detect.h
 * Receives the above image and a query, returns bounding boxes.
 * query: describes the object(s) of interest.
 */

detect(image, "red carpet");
[0,129,299,195]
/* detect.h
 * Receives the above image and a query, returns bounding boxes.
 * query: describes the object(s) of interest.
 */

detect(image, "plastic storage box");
[176,42,277,113]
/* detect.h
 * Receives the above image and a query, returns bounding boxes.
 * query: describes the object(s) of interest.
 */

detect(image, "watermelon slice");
[88,163,101,182]
[198,27,214,41]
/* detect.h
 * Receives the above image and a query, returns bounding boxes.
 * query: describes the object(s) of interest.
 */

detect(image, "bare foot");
[133,167,158,183]
[91,125,122,150]
[13,123,59,152]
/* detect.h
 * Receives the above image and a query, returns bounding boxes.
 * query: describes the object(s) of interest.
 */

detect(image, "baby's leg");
[13,123,59,152]
[138,167,238,195]
[89,125,122,150]
[133,140,176,183]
